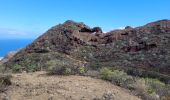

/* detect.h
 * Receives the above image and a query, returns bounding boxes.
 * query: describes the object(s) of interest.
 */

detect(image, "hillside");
[3,20,170,81]
[0,71,141,100]
[0,20,170,100]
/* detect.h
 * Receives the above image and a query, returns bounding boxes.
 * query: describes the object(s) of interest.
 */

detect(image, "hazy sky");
[0,0,170,39]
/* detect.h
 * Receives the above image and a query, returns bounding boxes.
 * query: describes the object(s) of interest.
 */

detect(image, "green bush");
[46,60,57,71]
[133,78,170,100]
[99,67,134,87]
[46,59,87,75]
[13,64,23,73]
[78,66,85,74]
[145,78,165,88]
[98,67,170,100]
[99,67,113,81]
[26,63,37,72]
[111,69,134,87]
[12,59,38,73]
[64,67,72,75]
[144,78,170,99]
[46,60,73,75]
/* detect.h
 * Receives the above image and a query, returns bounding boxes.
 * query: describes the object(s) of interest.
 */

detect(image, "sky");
[0,0,170,39]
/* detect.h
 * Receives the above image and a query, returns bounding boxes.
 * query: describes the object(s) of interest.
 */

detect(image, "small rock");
[102,92,115,100]
[48,96,53,100]
[1,94,9,100]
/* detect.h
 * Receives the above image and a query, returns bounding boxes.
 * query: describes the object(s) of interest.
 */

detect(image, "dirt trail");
[0,71,141,100]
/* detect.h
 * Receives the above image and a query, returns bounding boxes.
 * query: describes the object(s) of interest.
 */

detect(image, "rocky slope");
[4,20,170,82]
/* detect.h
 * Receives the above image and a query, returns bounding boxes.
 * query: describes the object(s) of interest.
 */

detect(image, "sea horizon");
[0,38,33,57]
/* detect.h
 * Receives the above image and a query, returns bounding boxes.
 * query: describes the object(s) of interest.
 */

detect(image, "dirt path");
[0,71,141,100]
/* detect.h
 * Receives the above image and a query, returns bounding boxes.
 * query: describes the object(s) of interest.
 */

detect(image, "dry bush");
[0,74,12,93]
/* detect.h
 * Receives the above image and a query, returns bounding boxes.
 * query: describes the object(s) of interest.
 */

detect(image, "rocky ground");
[0,71,141,100]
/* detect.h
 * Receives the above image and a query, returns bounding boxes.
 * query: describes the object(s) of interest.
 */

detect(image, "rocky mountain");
[4,20,170,82]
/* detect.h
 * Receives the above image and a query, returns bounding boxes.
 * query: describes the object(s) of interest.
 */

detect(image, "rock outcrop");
[4,20,170,81]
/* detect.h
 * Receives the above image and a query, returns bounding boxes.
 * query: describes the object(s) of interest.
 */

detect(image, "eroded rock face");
[4,20,170,76]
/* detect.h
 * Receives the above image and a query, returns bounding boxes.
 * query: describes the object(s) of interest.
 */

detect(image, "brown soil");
[0,71,141,100]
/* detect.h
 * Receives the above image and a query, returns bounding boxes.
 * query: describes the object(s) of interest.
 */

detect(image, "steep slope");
[4,20,170,81]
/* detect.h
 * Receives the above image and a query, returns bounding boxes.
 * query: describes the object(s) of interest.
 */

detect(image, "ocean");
[0,39,33,57]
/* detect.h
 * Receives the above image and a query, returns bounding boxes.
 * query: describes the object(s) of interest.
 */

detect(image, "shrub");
[145,78,165,91]
[99,67,113,81]
[144,78,170,99]
[0,74,12,93]
[111,70,134,87]
[78,66,85,74]
[13,64,23,73]
[133,78,170,100]
[64,67,72,75]
[126,67,170,84]
[46,59,88,75]
[47,60,74,75]
[46,60,57,72]
[12,59,38,73]
[21,60,38,72]
[133,78,147,97]
[26,64,38,72]
[98,67,170,100]
[99,67,134,87]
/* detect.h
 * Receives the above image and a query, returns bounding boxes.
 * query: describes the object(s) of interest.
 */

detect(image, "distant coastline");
[0,39,33,57]
[0,57,3,60]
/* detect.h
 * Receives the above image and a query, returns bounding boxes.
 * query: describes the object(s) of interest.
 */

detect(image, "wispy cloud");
[117,27,125,30]
[0,28,41,39]
[0,28,27,35]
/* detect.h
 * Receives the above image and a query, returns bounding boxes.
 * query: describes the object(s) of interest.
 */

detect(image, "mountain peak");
[4,20,170,81]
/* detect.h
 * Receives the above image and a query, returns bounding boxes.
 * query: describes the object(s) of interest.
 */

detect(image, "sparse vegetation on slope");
[2,20,170,100]
[4,20,170,77]
[98,67,170,100]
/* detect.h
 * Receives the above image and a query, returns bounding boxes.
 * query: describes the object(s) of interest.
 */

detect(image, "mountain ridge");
[4,19,170,82]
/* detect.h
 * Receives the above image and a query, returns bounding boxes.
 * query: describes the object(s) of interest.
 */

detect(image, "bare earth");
[0,71,141,100]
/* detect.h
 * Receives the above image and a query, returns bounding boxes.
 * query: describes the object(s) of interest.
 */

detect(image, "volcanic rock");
[4,20,170,81]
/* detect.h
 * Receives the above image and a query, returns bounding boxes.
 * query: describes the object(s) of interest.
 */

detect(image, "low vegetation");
[46,60,86,75]
[98,67,170,100]
[8,59,170,100]
[47,60,73,75]
[46,64,170,100]
[12,59,38,73]
[0,65,5,73]
[0,74,12,93]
